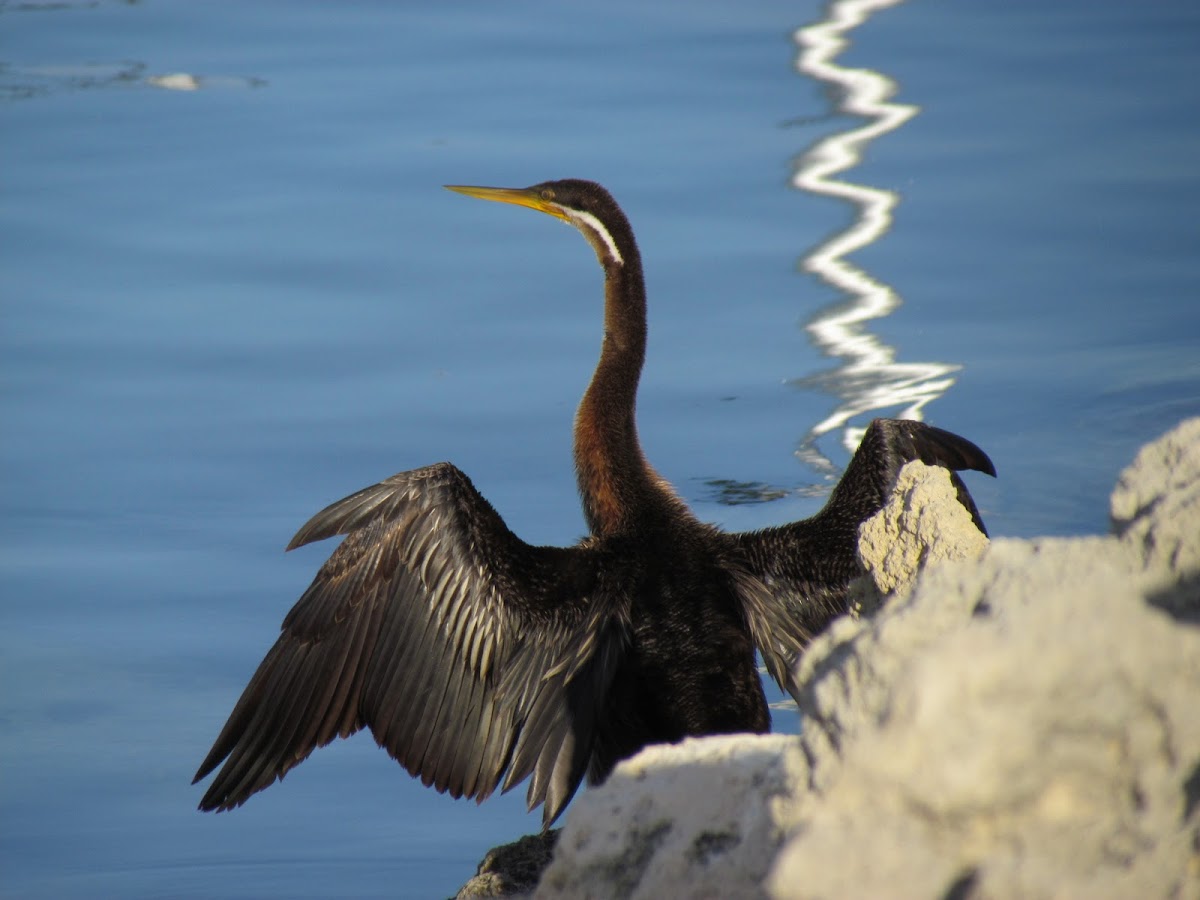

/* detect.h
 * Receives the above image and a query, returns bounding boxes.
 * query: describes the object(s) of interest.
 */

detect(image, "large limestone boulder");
[770,418,1200,898]
[773,535,1200,899]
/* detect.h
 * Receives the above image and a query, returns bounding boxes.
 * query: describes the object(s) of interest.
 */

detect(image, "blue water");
[3,1,1198,897]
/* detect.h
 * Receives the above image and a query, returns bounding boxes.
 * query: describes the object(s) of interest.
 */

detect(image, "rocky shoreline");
[457,418,1200,899]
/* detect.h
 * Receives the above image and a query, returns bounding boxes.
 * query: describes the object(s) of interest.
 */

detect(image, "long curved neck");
[574,253,664,536]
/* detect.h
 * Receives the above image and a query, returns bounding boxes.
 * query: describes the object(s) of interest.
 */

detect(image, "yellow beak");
[444,184,568,221]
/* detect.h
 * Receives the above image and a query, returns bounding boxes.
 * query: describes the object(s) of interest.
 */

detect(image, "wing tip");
[931,423,995,478]
[878,418,997,479]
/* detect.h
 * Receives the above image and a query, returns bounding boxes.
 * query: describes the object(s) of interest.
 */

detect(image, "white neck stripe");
[566,209,624,265]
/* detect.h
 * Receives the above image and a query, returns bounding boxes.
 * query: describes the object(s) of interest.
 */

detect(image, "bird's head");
[446,179,632,268]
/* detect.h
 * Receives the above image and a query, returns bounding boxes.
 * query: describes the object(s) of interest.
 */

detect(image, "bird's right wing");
[733,418,996,699]
[193,463,627,828]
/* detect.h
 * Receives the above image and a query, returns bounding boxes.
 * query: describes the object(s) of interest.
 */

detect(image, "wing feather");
[194,462,626,827]
[732,418,995,699]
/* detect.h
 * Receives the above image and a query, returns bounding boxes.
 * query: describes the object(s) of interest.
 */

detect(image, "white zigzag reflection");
[791,0,959,475]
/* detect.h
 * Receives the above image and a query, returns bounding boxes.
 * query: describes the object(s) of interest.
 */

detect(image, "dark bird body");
[194,180,994,827]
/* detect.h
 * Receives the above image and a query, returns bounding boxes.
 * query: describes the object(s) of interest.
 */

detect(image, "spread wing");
[193,463,628,828]
[732,418,996,697]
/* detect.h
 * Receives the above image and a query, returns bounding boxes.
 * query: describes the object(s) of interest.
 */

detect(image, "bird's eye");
[541,189,555,201]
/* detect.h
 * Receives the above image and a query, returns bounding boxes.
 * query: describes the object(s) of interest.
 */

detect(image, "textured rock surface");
[772,420,1195,897]
[773,537,1200,899]
[535,735,807,900]
[773,418,1200,898]
[458,418,1200,900]
[454,832,558,900]
[1111,416,1200,621]
[854,461,990,602]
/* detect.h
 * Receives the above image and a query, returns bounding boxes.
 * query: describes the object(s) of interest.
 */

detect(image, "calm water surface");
[2,1,1198,897]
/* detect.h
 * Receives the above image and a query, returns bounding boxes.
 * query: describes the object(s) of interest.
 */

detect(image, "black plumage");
[193,180,994,827]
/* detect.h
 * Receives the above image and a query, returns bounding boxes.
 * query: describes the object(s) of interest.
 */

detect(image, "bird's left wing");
[193,462,627,828]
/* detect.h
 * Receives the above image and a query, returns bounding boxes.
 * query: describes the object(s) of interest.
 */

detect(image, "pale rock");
[854,461,990,601]
[534,735,807,900]
[772,417,1200,899]
[1111,416,1200,619]
[771,537,1200,899]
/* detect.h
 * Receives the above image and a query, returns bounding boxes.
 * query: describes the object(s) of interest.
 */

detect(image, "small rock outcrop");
[454,832,560,900]
[847,461,991,620]
[536,736,808,900]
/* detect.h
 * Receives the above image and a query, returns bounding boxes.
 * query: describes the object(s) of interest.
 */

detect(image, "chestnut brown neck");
[573,256,667,537]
